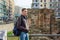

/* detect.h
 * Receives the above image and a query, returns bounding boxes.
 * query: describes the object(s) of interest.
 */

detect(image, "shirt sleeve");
[17,16,28,32]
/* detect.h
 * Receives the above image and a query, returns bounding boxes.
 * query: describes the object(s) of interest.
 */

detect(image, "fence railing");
[30,34,60,40]
[8,34,60,40]
[30,34,60,36]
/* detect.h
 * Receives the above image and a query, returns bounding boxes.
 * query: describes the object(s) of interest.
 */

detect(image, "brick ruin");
[27,8,57,34]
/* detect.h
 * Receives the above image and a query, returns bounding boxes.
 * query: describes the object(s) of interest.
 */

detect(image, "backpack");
[13,16,21,36]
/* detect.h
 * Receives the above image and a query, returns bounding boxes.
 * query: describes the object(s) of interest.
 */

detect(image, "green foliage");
[7,31,19,40]
[7,31,13,36]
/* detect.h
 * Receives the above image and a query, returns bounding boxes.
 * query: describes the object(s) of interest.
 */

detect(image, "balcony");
[32,3,39,9]
[56,15,60,19]
[32,0,39,3]
[32,6,39,9]
[0,4,3,9]
[32,2,39,4]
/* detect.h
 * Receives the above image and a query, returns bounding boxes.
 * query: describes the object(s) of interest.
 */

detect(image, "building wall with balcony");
[32,0,40,9]
[6,0,15,20]
[32,0,50,9]
[0,0,15,22]
[32,0,60,19]
[9,0,15,19]
[14,6,22,20]
[0,0,7,21]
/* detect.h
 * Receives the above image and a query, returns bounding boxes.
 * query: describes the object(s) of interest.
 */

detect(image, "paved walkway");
[0,23,14,32]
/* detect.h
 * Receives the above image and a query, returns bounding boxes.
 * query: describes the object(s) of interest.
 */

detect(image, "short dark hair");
[22,8,27,12]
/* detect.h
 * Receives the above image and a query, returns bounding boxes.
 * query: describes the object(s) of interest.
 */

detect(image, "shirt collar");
[21,15,27,19]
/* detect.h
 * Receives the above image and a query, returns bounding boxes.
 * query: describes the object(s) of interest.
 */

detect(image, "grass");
[7,31,13,36]
[7,37,19,40]
[7,31,19,40]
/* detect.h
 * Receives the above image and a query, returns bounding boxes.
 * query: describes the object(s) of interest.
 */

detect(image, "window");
[58,4,60,8]
[0,9,2,12]
[35,4,38,7]
[58,0,60,1]
[3,5,6,8]
[35,0,38,2]
[58,22,60,27]
[44,4,46,7]
[33,0,37,2]
[32,4,34,7]
[1,1,5,4]
[0,0,2,3]
[44,0,46,2]
[40,4,42,7]
[58,13,60,16]
[58,8,60,12]
[33,0,34,2]
[41,0,42,2]
[50,0,52,2]
[50,4,52,7]
[3,9,6,12]
[0,4,2,8]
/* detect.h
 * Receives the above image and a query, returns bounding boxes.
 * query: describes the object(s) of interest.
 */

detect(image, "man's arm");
[17,16,28,32]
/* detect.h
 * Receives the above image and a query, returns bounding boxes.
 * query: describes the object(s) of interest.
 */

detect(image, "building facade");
[14,6,22,20]
[31,0,40,8]
[0,0,7,21]
[0,0,14,22]
[31,0,60,18]
[31,0,50,9]
[6,0,15,20]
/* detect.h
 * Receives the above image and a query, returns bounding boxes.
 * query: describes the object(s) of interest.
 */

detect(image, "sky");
[14,0,32,8]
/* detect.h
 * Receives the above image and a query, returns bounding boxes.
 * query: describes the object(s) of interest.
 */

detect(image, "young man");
[17,8,29,40]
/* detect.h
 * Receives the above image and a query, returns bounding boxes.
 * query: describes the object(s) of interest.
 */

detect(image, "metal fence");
[8,34,60,40]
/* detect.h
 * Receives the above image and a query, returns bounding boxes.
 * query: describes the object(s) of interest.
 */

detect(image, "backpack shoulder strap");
[16,15,21,28]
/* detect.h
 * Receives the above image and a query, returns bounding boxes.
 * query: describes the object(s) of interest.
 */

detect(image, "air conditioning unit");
[0,30,7,40]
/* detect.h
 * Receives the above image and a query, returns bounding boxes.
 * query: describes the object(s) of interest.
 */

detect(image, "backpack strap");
[16,15,21,28]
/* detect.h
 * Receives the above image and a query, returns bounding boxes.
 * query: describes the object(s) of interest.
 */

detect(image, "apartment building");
[32,0,60,23]
[31,0,50,9]
[6,0,15,20]
[0,0,7,21]
[14,6,22,20]
[0,0,14,22]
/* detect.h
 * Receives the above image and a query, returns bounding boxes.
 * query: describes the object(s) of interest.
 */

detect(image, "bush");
[7,31,13,36]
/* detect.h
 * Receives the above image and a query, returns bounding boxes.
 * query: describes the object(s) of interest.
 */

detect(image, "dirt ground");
[0,23,14,32]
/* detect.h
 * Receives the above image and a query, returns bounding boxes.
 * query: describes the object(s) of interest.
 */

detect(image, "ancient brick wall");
[27,9,56,34]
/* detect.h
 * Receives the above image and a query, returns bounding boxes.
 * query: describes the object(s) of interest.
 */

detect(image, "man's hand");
[27,18,31,26]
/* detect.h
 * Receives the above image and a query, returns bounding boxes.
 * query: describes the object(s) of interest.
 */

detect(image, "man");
[17,8,29,40]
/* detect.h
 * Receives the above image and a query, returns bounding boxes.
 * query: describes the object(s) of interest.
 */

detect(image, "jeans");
[20,32,29,40]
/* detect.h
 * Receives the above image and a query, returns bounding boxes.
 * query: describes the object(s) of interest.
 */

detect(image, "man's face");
[22,9,28,16]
